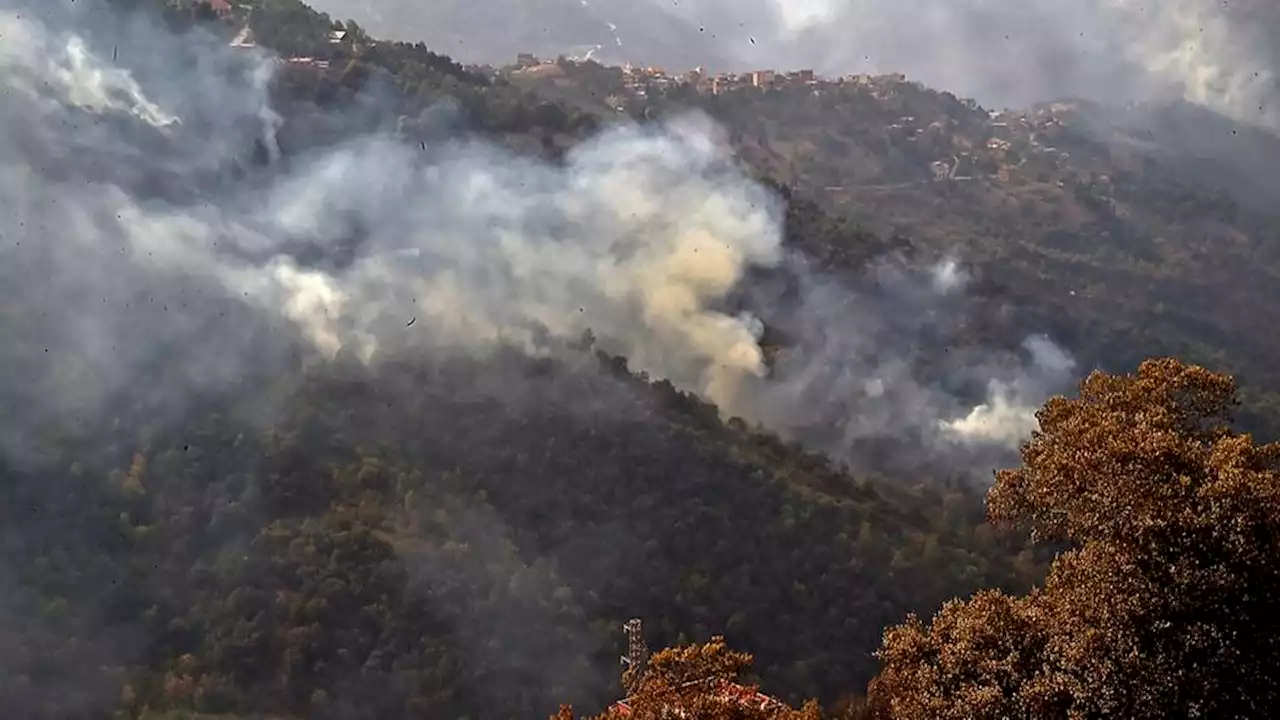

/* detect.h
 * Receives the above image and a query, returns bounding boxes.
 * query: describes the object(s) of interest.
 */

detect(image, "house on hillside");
[283,57,330,70]
[682,67,705,84]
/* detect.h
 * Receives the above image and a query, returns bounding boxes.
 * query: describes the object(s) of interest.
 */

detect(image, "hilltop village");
[188,0,1246,392]
[209,0,1116,205]
[498,52,1111,195]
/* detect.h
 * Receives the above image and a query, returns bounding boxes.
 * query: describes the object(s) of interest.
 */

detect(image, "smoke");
[940,335,1077,445]
[694,0,1280,126]
[317,0,1280,128]
[666,0,1280,128]
[236,116,783,396]
[732,255,1076,472]
[0,5,296,458]
[0,1,1083,713]
[0,0,1076,478]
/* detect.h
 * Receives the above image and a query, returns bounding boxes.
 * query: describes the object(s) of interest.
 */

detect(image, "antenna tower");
[620,618,649,697]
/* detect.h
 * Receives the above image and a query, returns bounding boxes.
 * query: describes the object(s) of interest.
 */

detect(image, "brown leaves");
[555,636,821,720]
[988,358,1262,548]
[869,590,1063,720]
[643,635,755,690]
[869,358,1280,718]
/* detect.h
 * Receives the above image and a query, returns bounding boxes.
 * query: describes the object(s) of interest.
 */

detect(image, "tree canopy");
[553,636,824,720]
[867,358,1280,718]
[573,359,1280,719]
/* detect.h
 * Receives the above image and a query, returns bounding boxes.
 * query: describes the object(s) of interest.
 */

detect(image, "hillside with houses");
[493,50,1280,438]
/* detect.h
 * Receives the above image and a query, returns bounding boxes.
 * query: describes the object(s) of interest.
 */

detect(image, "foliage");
[0,346,1040,719]
[555,637,825,720]
[237,0,600,145]
[14,3,1280,719]
[0,8,1042,709]
[517,61,1280,439]
[687,88,1280,440]
[867,359,1280,718]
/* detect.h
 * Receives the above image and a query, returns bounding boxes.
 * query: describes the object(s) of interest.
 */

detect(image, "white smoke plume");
[0,0,1074,480]
[733,255,1076,470]
[236,118,784,401]
[654,0,1280,127]
[939,336,1077,446]
[755,0,1280,125]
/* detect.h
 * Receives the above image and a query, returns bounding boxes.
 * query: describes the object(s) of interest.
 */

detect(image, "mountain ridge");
[499,58,1280,436]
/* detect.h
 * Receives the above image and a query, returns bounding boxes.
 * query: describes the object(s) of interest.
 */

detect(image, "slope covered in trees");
[698,86,1280,436]
[6,2,1278,719]
[1,344,1045,719]
[556,359,1280,718]
[511,61,1280,437]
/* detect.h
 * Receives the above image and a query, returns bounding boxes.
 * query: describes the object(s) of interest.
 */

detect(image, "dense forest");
[3,0,1279,718]
[702,88,1280,438]
[1,342,1046,719]
[555,359,1280,719]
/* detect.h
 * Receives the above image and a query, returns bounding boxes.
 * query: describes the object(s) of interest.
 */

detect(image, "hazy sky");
[310,0,1280,123]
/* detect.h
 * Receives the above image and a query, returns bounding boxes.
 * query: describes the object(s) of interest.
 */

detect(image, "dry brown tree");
[868,358,1280,719]
[553,635,823,720]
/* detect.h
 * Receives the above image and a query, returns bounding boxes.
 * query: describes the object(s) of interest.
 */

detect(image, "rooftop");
[608,678,783,717]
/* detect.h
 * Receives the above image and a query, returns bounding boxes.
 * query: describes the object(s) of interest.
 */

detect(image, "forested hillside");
[4,1,1279,719]
[741,90,1280,435]
[556,359,1280,719]
[511,60,1280,436]
[3,2,1043,717]
[2,343,1043,719]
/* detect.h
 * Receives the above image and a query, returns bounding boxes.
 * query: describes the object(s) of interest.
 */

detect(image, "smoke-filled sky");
[0,0,1077,482]
[314,0,1280,126]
